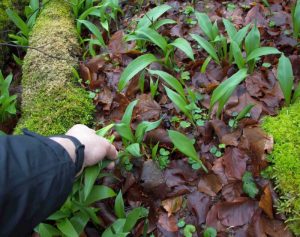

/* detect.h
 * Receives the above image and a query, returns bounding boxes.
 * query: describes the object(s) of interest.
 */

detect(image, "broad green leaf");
[123,207,149,232]
[0,130,6,136]
[236,104,255,121]
[135,27,168,53]
[190,34,220,64]
[233,24,250,46]
[231,41,245,69]
[293,0,300,38]
[246,47,281,62]
[121,100,138,125]
[153,19,176,30]
[242,171,258,198]
[170,38,195,61]
[115,123,135,143]
[216,87,235,118]
[82,206,100,225]
[96,123,115,137]
[223,18,237,40]
[148,70,186,100]
[102,219,128,237]
[245,24,260,56]
[38,223,61,237]
[137,4,172,29]
[77,20,105,46]
[57,219,78,237]
[126,143,142,157]
[135,119,162,143]
[47,210,71,221]
[6,9,29,36]
[210,69,248,111]
[118,54,157,91]
[211,20,220,40]
[201,56,212,73]
[168,130,207,172]
[164,87,192,121]
[195,12,213,40]
[85,185,116,205]
[114,191,126,218]
[277,54,294,105]
[84,165,100,200]
[70,212,89,235]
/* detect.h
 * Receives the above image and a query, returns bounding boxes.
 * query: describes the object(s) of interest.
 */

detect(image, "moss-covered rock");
[262,101,300,235]
[15,0,94,135]
[0,0,29,68]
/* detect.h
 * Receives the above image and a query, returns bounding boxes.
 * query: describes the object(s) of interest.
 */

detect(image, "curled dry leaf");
[161,196,183,217]
[79,63,91,82]
[259,185,274,219]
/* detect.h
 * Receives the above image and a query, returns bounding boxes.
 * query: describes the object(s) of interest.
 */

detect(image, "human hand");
[50,124,118,172]
[66,124,118,167]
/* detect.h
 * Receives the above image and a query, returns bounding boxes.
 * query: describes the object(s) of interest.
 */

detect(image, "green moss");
[262,101,300,235]
[15,0,94,135]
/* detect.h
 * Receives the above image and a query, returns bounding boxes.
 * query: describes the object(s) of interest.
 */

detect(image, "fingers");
[106,142,118,160]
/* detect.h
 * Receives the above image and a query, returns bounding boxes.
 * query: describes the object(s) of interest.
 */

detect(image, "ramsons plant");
[292,0,300,39]
[0,71,17,123]
[114,100,161,170]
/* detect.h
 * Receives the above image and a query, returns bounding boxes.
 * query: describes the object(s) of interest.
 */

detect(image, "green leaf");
[292,83,300,103]
[293,0,300,38]
[96,123,115,137]
[57,219,78,237]
[102,219,128,237]
[195,12,214,40]
[6,9,29,36]
[121,100,138,125]
[135,27,168,53]
[114,191,126,218]
[115,123,135,143]
[183,224,196,237]
[223,18,237,40]
[246,47,281,62]
[210,69,248,113]
[84,165,100,200]
[126,143,142,157]
[231,41,245,69]
[201,56,212,73]
[77,19,105,46]
[123,207,149,232]
[153,19,176,30]
[277,54,294,106]
[135,119,162,143]
[190,34,220,64]
[0,130,6,136]
[85,185,116,205]
[233,24,250,46]
[148,70,186,100]
[204,227,217,237]
[137,4,172,29]
[242,171,258,198]
[170,38,194,61]
[38,223,61,237]
[236,104,255,121]
[164,87,192,121]
[118,54,157,91]
[70,212,89,235]
[245,24,260,56]
[168,130,207,172]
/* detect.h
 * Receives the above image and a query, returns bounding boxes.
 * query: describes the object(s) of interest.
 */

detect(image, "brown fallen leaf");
[198,173,222,197]
[135,94,161,121]
[259,185,274,219]
[162,196,183,217]
[158,212,179,233]
[223,148,248,181]
[79,63,91,82]
[96,86,113,112]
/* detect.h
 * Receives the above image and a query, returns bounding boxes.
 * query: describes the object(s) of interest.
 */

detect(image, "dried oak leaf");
[162,196,183,217]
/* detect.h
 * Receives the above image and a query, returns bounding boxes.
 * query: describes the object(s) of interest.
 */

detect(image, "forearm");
[0,130,76,236]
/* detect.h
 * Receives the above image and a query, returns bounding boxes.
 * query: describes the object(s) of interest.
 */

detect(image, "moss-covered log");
[0,0,29,68]
[262,102,300,235]
[15,0,94,135]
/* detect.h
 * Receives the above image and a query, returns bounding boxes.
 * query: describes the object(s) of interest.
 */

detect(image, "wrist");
[49,137,76,163]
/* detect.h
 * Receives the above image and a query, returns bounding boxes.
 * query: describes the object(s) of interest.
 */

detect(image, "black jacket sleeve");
[0,129,76,237]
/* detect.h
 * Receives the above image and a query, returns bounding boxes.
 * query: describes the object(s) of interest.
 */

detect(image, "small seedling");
[228,104,254,128]
[227,3,236,12]
[183,224,196,237]
[242,171,259,198]
[203,227,217,237]
[177,218,186,228]
[210,145,222,158]
[180,121,191,128]
[157,148,170,169]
